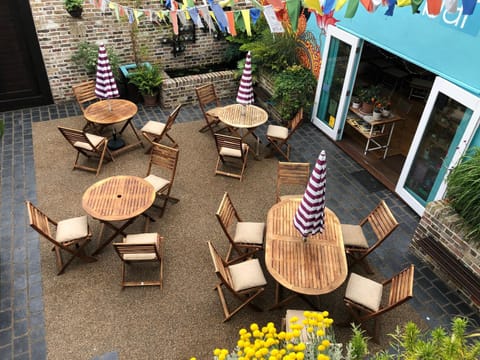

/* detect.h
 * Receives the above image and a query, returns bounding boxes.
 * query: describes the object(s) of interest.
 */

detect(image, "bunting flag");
[170,10,179,35]
[225,11,237,35]
[427,0,442,14]
[198,5,216,31]
[241,9,252,36]
[411,0,424,13]
[263,5,285,33]
[286,0,301,32]
[209,0,228,32]
[444,0,457,12]
[462,0,477,15]
[188,7,204,28]
[345,0,360,17]
[323,0,337,14]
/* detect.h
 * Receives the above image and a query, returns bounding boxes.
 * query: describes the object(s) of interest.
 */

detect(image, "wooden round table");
[217,104,268,158]
[84,99,143,155]
[82,175,155,254]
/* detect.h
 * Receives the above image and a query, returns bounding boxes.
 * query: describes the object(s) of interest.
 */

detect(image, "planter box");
[411,200,480,310]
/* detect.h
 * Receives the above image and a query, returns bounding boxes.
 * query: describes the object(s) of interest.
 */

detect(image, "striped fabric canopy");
[293,150,327,239]
[236,51,254,105]
[95,43,119,100]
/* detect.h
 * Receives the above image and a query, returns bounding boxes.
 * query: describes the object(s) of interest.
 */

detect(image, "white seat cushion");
[229,258,267,291]
[219,143,248,158]
[144,174,170,192]
[56,216,89,243]
[234,222,265,245]
[267,124,289,140]
[345,272,383,312]
[141,121,166,136]
[74,133,105,151]
[341,224,369,248]
[123,233,159,261]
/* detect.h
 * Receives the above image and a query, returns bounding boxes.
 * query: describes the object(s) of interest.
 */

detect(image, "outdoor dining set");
[24,47,416,343]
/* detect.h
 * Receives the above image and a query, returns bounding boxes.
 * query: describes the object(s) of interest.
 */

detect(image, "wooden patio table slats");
[82,175,155,255]
[265,198,347,308]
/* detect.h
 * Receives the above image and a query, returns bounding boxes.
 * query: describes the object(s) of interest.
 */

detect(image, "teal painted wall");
[333,4,480,95]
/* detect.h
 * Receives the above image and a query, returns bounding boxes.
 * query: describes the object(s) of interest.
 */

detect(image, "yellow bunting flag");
[241,9,252,36]
[304,0,323,14]
[335,0,349,11]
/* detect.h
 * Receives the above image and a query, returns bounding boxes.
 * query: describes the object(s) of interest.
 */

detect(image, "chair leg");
[95,143,108,176]
[56,239,97,275]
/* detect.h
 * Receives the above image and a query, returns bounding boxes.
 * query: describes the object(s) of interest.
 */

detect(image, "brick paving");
[0,102,478,359]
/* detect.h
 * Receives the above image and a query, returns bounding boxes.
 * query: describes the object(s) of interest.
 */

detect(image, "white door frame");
[311,26,363,140]
[395,76,480,215]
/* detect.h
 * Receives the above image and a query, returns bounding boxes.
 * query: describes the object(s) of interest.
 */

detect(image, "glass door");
[396,77,480,215]
[311,26,363,140]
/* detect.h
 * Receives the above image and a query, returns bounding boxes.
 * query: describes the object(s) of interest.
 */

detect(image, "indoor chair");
[113,233,164,289]
[215,192,265,264]
[343,264,415,342]
[25,201,97,275]
[207,241,267,322]
[266,108,303,161]
[341,200,399,273]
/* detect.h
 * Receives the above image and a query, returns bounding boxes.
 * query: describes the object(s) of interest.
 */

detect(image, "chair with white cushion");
[343,264,415,342]
[266,108,303,161]
[214,133,249,181]
[195,83,227,137]
[113,233,164,289]
[141,103,182,153]
[341,200,399,273]
[58,126,112,176]
[215,192,265,264]
[144,143,179,218]
[25,201,97,275]
[207,241,267,322]
[275,161,310,203]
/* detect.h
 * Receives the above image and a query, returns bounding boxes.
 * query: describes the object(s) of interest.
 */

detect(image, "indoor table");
[217,104,268,159]
[82,175,156,255]
[265,197,347,309]
[84,99,144,156]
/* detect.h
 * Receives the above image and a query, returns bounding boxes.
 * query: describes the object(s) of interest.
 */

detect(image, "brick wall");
[161,70,237,108]
[29,0,230,103]
[411,200,480,309]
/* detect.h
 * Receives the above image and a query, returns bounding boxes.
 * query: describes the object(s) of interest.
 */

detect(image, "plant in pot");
[127,64,163,107]
[446,146,480,244]
[358,85,381,114]
[65,0,84,18]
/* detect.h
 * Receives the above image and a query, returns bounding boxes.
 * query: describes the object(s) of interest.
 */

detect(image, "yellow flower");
[296,352,305,360]
[290,316,299,323]
[322,339,331,347]
[250,323,259,332]
[239,328,247,335]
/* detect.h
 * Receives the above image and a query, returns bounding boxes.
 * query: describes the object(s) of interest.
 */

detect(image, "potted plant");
[64,0,84,18]
[127,64,163,107]
[358,85,381,114]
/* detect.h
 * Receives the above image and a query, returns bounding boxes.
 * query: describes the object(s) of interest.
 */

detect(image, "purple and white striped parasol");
[293,150,327,240]
[236,51,254,105]
[95,43,119,100]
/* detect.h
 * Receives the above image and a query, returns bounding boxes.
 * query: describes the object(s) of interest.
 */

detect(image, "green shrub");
[446,146,480,244]
[71,42,120,80]
[64,0,83,11]
[272,65,317,120]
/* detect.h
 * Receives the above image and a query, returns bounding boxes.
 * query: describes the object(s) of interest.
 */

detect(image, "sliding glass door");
[396,77,480,215]
[311,26,362,140]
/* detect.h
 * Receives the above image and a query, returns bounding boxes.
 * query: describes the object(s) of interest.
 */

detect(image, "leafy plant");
[358,85,381,105]
[446,146,480,244]
[127,64,163,96]
[64,0,83,11]
[272,65,317,120]
[71,42,120,79]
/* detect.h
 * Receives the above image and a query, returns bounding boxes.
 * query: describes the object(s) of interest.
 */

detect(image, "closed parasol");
[236,51,254,105]
[293,150,327,241]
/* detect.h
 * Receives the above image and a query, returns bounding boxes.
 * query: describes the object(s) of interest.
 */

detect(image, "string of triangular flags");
[88,0,477,35]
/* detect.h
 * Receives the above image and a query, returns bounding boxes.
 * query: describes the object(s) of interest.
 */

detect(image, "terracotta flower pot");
[360,102,374,114]
[142,93,158,107]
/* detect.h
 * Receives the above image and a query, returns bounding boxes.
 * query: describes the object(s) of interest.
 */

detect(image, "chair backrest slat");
[58,126,96,149]
[216,192,240,242]
[196,83,220,113]
[214,134,243,153]
[72,80,98,113]
[387,264,414,306]
[164,104,182,131]
[208,241,233,287]
[148,143,179,178]
[367,200,399,243]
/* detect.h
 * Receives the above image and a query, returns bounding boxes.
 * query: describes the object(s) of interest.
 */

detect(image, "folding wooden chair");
[341,200,399,273]
[141,104,182,153]
[25,201,97,275]
[113,233,164,289]
[275,161,310,203]
[215,192,265,264]
[343,264,415,343]
[207,241,267,322]
[214,133,249,181]
[72,80,99,131]
[144,143,180,218]
[266,108,303,161]
[58,126,112,176]
[195,83,227,137]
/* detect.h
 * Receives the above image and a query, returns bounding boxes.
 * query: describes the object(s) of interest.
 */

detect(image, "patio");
[0,101,479,359]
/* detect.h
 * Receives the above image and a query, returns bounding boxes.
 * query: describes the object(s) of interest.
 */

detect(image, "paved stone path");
[0,102,478,359]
